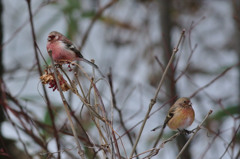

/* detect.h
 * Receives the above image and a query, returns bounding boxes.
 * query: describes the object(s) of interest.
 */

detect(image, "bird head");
[47,31,62,42]
[176,97,192,107]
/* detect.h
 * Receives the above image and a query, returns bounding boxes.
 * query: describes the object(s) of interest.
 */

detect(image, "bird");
[151,97,195,150]
[163,97,195,132]
[46,31,99,70]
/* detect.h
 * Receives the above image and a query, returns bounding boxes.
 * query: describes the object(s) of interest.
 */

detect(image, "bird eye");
[184,100,187,103]
[48,35,55,41]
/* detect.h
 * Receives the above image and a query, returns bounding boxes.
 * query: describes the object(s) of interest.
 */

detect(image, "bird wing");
[64,41,84,58]
[163,106,177,128]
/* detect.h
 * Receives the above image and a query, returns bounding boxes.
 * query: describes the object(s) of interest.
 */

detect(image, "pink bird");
[47,31,99,69]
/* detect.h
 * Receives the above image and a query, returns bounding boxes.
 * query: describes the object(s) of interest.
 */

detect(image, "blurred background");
[0,0,239,159]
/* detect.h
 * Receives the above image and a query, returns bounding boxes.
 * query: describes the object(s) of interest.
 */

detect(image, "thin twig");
[2,1,49,48]
[146,132,180,159]
[219,124,240,159]
[129,30,185,158]
[0,83,32,159]
[108,70,138,158]
[117,98,174,142]
[111,128,121,159]
[151,97,177,152]
[80,0,118,49]
[151,123,165,151]
[71,62,114,157]
[60,65,104,121]
[74,72,86,99]
[130,148,155,159]
[190,63,238,98]
[48,51,85,159]
[26,0,60,158]
[199,132,219,159]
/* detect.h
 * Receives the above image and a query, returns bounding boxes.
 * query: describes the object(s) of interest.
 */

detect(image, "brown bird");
[163,97,195,132]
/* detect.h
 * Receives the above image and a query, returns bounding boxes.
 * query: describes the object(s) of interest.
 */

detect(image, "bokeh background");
[0,0,239,159]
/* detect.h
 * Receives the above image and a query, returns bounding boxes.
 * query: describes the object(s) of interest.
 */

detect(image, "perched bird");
[151,97,195,150]
[46,31,98,69]
[163,97,195,132]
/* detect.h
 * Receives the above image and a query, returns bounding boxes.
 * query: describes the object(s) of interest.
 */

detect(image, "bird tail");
[151,125,163,131]
[80,58,105,77]
[81,58,98,69]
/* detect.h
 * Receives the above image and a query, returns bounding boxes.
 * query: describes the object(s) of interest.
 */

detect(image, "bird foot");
[178,129,194,135]
[54,63,62,68]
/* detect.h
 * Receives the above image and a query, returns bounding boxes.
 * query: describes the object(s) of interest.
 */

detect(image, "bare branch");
[129,30,186,158]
